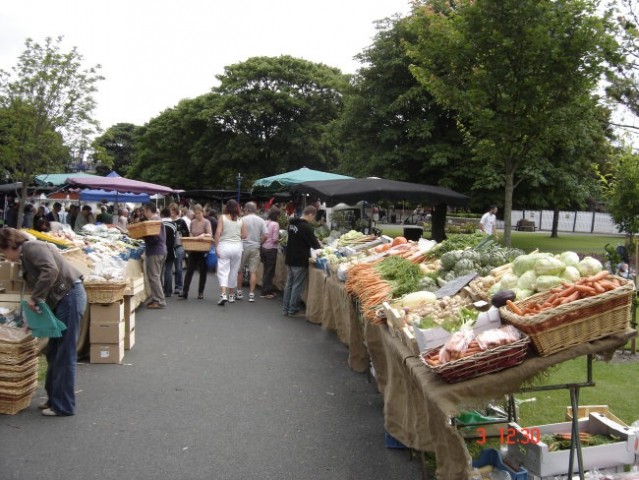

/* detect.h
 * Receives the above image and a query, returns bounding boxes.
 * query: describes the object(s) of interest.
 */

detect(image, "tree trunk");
[430,203,447,243]
[551,208,559,238]
[503,171,515,247]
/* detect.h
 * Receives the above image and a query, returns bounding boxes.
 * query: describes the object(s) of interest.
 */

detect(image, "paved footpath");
[0,273,422,480]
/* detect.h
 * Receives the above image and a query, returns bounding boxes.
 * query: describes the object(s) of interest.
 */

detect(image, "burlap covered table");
[376,325,636,479]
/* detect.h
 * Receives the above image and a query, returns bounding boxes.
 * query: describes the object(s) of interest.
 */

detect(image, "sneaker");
[147,302,166,309]
[38,400,50,410]
[197,293,204,300]
[41,408,61,417]
[174,289,182,296]
[228,294,236,303]
[248,293,255,302]
[217,294,228,306]
[236,290,244,300]
[289,310,306,318]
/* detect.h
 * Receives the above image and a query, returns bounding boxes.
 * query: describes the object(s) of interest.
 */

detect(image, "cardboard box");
[125,327,135,350]
[505,413,636,477]
[125,309,135,332]
[566,405,627,427]
[90,300,124,324]
[90,341,124,364]
[0,262,18,282]
[90,320,125,344]
[9,279,29,294]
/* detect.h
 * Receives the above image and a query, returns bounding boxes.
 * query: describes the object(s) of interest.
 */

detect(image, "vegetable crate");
[504,413,636,478]
[499,278,634,357]
[419,335,530,383]
[181,237,213,252]
[565,405,627,427]
[472,448,528,480]
[127,220,162,239]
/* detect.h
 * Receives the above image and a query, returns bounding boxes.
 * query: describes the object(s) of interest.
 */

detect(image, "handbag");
[206,244,218,271]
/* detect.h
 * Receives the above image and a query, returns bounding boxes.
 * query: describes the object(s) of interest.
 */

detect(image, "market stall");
[303,227,638,478]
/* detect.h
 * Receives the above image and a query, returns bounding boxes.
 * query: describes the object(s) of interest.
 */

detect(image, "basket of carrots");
[499,272,634,357]
[420,325,530,383]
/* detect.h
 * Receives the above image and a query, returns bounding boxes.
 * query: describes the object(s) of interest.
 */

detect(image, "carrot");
[574,284,597,296]
[557,285,577,297]
[506,300,523,316]
[588,271,610,282]
[560,291,580,304]
[591,281,606,294]
[599,280,619,291]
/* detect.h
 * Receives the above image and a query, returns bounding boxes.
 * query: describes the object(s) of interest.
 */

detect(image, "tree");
[337,16,472,185]
[605,0,639,137]
[406,0,619,245]
[92,123,138,176]
[211,56,349,183]
[0,36,103,225]
[600,147,639,238]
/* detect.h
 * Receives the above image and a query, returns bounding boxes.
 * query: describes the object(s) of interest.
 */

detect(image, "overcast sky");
[0,0,412,131]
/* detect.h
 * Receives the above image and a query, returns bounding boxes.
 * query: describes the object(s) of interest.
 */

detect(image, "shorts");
[240,248,261,272]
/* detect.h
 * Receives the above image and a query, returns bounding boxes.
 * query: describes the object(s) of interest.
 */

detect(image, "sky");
[0,0,413,131]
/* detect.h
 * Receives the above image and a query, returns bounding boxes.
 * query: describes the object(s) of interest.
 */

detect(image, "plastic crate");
[384,430,408,449]
[473,448,528,480]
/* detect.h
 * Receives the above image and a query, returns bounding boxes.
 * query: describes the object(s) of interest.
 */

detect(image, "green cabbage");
[500,272,519,290]
[512,253,551,276]
[536,275,563,292]
[561,266,581,283]
[517,270,537,291]
[559,251,580,267]
[577,256,603,277]
[534,257,566,276]
[515,288,534,300]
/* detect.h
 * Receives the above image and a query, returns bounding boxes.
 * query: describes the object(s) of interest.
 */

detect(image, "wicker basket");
[127,220,162,239]
[499,278,634,357]
[0,385,37,415]
[84,281,128,304]
[182,237,214,252]
[0,327,38,415]
[420,335,530,383]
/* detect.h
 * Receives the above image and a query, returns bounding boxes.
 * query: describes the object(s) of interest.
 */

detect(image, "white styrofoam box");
[504,413,636,478]
[412,307,502,352]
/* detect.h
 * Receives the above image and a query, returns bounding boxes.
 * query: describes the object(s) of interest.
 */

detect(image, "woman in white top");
[214,199,247,305]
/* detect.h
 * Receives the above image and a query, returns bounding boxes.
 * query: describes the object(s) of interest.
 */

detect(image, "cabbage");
[534,257,566,276]
[515,288,534,300]
[512,253,551,276]
[500,272,519,290]
[559,251,580,267]
[576,256,603,277]
[561,266,581,283]
[517,270,537,291]
[536,275,563,292]
[397,291,437,309]
[488,282,501,296]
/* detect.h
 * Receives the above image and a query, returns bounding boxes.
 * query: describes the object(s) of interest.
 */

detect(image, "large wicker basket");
[182,237,214,252]
[420,335,530,383]
[127,220,162,239]
[499,278,634,357]
[84,281,128,304]
[0,326,38,415]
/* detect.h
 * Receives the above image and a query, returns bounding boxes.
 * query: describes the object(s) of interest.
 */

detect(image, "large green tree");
[92,123,138,176]
[406,0,619,245]
[337,16,471,188]
[0,36,103,225]
[211,56,349,184]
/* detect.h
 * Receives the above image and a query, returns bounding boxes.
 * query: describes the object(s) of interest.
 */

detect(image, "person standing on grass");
[282,205,321,317]
[260,206,281,299]
[479,205,498,238]
[142,203,167,309]
[179,204,212,300]
[0,228,86,417]
[236,201,267,303]
[214,199,246,306]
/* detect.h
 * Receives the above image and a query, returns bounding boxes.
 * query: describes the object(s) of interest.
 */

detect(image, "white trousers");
[216,242,243,289]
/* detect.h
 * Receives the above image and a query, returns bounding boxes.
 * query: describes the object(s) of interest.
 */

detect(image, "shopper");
[479,205,498,238]
[160,207,177,298]
[142,203,167,309]
[0,228,86,416]
[169,203,189,295]
[260,207,281,299]
[236,202,266,303]
[74,205,95,233]
[179,204,212,300]
[282,205,320,317]
[214,199,246,306]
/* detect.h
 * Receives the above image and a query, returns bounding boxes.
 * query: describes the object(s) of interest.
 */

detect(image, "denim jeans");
[260,247,278,295]
[174,246,184,291]
[48,282,87,415]
[162,256,174,296]
[282,265,307,314]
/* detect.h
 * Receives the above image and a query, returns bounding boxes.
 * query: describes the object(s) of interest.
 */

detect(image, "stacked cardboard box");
[123,295,136,350]
[89,300,125,364]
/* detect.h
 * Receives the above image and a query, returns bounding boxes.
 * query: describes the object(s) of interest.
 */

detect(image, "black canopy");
[290,178,469,207]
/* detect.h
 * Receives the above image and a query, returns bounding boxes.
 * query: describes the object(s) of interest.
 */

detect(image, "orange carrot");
[574,285,597,296]
[506,300,523,315]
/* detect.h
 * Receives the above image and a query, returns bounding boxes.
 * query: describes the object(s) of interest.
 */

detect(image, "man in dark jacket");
[282,205,321,317]
[143,203,167,309]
